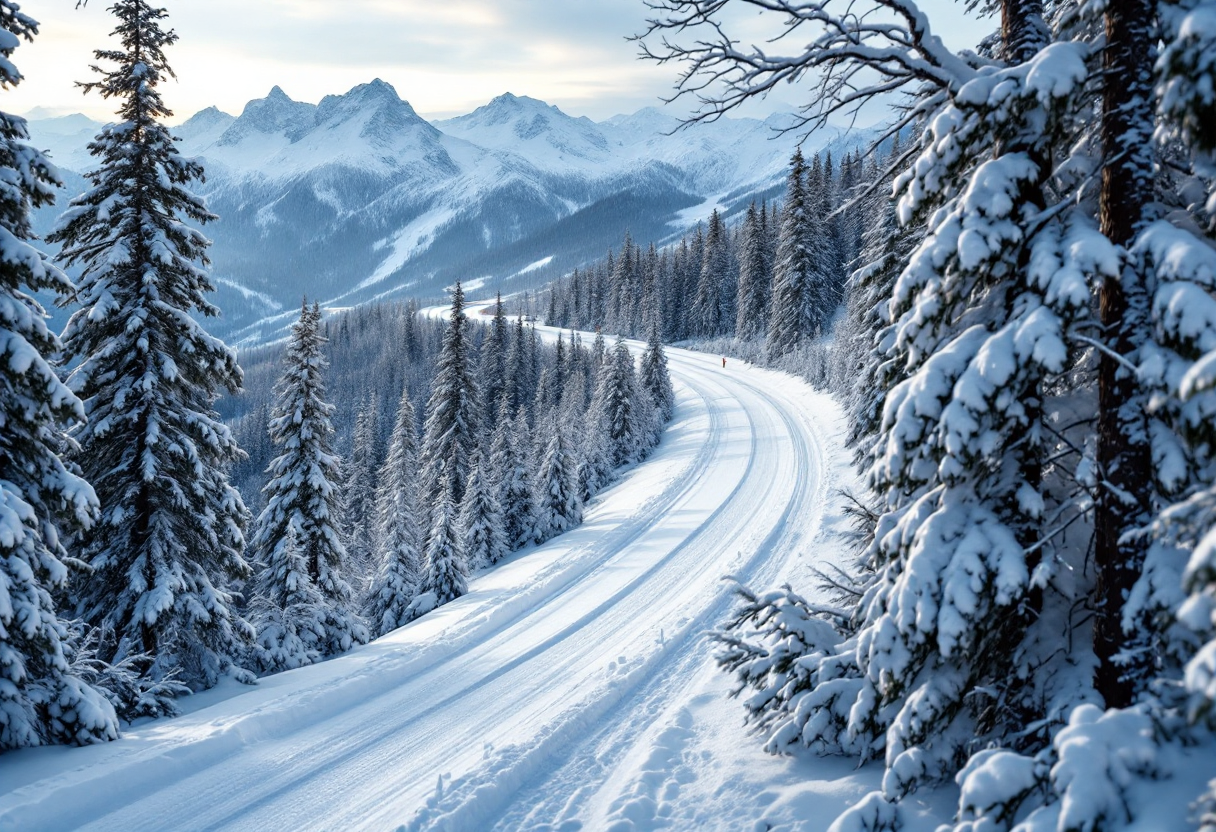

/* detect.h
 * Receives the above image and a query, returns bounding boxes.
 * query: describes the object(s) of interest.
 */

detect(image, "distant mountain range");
[26,80,876,345]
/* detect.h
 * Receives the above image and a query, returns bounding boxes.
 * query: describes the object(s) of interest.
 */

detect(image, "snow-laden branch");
[636,0,981,131]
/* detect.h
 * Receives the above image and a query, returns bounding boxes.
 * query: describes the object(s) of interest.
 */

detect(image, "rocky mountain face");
[27,81,873,345]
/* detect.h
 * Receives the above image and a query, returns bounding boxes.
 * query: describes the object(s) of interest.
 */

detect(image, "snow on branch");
[636,0,980,131]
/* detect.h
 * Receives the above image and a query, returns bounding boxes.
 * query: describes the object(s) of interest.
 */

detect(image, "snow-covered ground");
[0,332,948,832]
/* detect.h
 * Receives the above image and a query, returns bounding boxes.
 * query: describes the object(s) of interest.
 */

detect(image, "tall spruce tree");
[735,202,770,340]
[249,302,366,670]
[591,336,646,468]
[458,449,506,569]
[418,283,480,537]
[640,319,675,424]
[0,1,120,750]
[422,478,467,606]
[692,210,729,337]
[479,294,509,431]
[363,386,423,637]
[766,150,815,358]
[491,401,536,550]
[532,416,583,544]
[51,0,252,688]
[344,393,380,580]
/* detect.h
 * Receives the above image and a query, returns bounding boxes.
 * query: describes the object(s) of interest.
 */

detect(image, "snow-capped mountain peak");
[436,91,611,175]
[174,106,235,149]
[216,86,316,148]
[26,85,876,346]
[314,78,438,145]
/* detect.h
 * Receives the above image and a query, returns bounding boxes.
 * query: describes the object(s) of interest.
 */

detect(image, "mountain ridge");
[26,83,877,346]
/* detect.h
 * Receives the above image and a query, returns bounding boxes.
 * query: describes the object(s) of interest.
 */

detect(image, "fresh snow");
[670,193,731,228]
[359,205,457,290]
[515,255,554,275]
[213,276,283,312]
[0,323,910,832]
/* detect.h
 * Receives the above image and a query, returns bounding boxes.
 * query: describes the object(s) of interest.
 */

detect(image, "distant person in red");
[721,356,726,368]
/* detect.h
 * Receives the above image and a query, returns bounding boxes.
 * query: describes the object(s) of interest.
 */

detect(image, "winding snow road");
[0,331,861,832]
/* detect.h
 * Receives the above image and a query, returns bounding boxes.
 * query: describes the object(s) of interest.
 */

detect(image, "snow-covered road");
[0,334,892,832]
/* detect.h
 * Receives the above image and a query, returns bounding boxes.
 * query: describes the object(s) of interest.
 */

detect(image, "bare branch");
[635,0,984,131]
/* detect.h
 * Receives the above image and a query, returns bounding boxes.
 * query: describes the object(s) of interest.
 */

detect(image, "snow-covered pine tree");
[458,449,506,570]
[344,393,380,580]
[640,318,675,424]
[419,283,480,535]
[52,0,253,689]
[813,151,845,305]
[578,410,616,501]
[363,385,424,637]
[766,150,816,358]
[692,209,729,337]
[422,478,467,606]
[664,237,690,340]
[735,202,770,341]
[592,336,646,467]
[590,329,607,373]
[491,401,536,550]
[532,416,583,544]
[249,302,367,671]
[505,314,529,415]
[608,232,636,335]
[532,368,556,417]
[644,0,1165,825]
[640,243,660,338]
[479,294,509,430]
[1154,0,1216,742]
[247,525,324,673]
[0,1,120,750]
[832,138,916,465]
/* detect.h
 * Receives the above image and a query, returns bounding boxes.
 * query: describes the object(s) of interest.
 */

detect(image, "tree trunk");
[1094,0,1155,710]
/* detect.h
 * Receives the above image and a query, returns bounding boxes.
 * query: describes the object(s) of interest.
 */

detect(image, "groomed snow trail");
[0,330,864,832]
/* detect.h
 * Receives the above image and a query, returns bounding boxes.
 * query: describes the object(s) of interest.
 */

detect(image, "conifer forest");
[2,0,1215,830]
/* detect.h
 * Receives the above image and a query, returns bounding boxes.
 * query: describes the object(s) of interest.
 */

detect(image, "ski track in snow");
[0,322,885,832]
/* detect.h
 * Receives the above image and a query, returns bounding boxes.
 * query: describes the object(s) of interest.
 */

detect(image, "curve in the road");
[0,332,843,832]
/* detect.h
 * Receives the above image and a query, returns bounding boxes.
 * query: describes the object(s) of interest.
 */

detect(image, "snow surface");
[0,322,933,832]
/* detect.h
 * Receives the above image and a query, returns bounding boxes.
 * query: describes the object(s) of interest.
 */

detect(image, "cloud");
[6,0,993,125]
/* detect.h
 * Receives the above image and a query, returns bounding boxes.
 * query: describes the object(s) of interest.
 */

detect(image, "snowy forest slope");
[0,327,869,832]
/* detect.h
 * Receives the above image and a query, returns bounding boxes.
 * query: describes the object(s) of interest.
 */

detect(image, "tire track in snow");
[483,353,833,832]
[392,350,831,831]
[0,334,842,832]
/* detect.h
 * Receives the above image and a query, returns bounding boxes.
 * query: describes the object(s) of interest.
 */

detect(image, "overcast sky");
[8,0,993,125]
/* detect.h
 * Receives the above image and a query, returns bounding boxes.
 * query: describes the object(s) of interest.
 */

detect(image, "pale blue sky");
[9,0,993,124]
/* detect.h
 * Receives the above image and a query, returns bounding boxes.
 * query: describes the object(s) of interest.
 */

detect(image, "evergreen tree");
[51,0,252,688]
[363,386,423,637]
[491,401,536,551]
[247,526,325,673]
[832,140,914,464]
[532,417,583,544]
[419,283,480,535]
[344,393,380,579]
[590,329,607,373]
[249,302,366,670]
[0,1,120,750]
[505,314,528,414]
[422,479,467,606]
[640,318,675,424]
[592,336,646,468]
[608,232,636,335]
[479,293,509,429]
[735,202,770,340]
[458,449,506,569]
[692,209,729,337]
[766,150,814,358]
